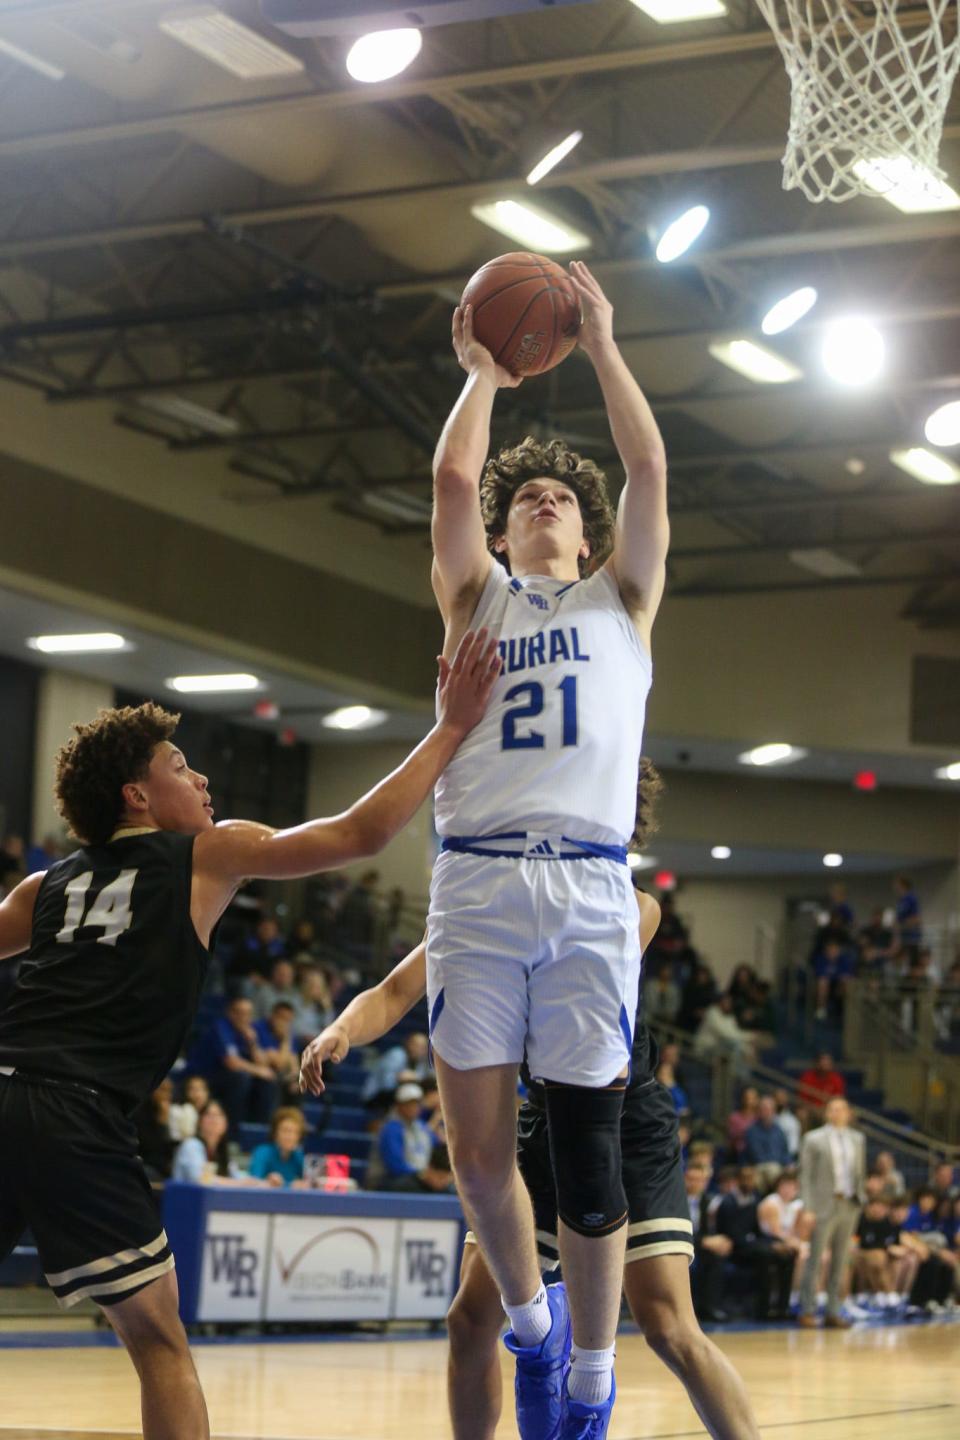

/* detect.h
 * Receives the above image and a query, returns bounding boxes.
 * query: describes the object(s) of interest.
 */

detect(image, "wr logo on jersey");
[526,593,550,611]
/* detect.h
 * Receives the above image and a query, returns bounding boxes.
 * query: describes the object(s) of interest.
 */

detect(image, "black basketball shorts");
[0,1071,174,1308]
[465,1076,693,1270]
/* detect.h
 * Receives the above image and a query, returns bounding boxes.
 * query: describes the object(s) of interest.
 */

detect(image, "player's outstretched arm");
[299,942,427,1095]
[432,305,520,623]
[0,873,44,961]
[194,630,500,888]
[569,261,669,642]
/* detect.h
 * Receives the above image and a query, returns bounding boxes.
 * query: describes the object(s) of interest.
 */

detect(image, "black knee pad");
[543,1081,628,1238]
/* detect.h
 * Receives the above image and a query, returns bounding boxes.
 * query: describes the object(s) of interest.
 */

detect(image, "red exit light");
[854,770,877,791]
[655,870,677,891]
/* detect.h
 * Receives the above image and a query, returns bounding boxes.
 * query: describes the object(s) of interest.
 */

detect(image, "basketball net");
[753,0,960,203]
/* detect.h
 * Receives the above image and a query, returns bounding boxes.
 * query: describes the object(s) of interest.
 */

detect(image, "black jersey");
[0,831,209,1115]
[522,994,654,1108]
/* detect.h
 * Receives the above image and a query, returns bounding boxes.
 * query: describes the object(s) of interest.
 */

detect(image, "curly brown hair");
[54,702,180,847]
[480,436,615,577]
[631,757,663,851]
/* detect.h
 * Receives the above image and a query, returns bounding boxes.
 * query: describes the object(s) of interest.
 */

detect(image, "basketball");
[460,252,582,377]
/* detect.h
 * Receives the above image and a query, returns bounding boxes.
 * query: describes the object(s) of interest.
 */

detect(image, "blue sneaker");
[503,1282,572,1440]
[560,1374,616,1440]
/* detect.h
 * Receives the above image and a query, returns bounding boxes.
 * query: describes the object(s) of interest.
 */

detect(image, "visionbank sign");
[198,1211,460,1322]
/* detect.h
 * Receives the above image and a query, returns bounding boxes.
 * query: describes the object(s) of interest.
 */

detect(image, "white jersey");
[435,562,652,847]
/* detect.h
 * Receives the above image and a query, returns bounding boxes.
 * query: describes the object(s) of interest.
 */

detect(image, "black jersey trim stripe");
[45,1229,170,1287]
[628,1217,693,1238]
[624,1239,694,1264]
[55,1253,175,1309]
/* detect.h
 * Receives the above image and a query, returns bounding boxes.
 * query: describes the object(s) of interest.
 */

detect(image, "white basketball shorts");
[425,850,640,1088]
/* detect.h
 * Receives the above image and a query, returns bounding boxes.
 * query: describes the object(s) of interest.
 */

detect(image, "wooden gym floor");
[0,1321,958,1438]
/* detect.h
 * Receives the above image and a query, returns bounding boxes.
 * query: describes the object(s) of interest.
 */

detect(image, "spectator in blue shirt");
[894,877,922,963]
[188,996,278,1126]
[363,1031,431,1109]
[367,1083,452,1193]
[254,1000,302,1103]
[744,1094,791,1187]
[248,1108,308,1188]
[655,1043,689,1115]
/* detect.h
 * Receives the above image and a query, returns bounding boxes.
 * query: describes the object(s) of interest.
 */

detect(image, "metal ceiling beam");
[670,528,960,561]
[2,133,958,264]
[671,569,960,598]
[668,485,951,517]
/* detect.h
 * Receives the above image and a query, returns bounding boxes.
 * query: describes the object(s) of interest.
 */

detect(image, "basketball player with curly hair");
[428,261,669,1438]
[0,631,498,1440]
[301,764,759,1440]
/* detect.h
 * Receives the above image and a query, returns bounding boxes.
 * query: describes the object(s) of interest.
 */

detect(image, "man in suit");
[685,1158,733,1322]
[798,1097,866,1328]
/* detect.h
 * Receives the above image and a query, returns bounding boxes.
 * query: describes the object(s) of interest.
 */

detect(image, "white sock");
[503,1284,552,1347]
[568,1344,615,1406]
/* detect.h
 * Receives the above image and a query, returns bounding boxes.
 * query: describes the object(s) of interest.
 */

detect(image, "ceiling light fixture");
[159,6,303,79]
[889,447,960,486]
[823,852,844,868]
[738,742,807,766]
[935,761,960,781]
[0,37,66,80]
[655,204,710,263]
[761,286,818,335]
[628,0,727,22]
[821,318,885,386]
[166,673,260,693]
[526,130,584,186]
[711,845,732,860]
[322,705,388,731]
[346,27,422,83]
[27,632,127,654]
[708,338,802,385]
[924,400,960,449]
[852,156,960,214]
[470,199,591,254]
[134,394,240,436]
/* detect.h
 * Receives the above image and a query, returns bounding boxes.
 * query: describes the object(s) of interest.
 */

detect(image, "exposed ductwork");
[261,0,597,39]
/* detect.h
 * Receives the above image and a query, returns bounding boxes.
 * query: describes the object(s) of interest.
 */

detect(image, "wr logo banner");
[206,1234,260,1297]
[405,1240,448,1297]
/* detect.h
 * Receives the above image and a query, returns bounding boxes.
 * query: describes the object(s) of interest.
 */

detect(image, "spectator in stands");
[716,1166,795,1321]
[900,1186,958,1309]
[255,1000,302,1102]
[655,1041,689,1115]
[893,876,922,964]
[692,993,755,1070]
[727,1085,760,1158]
[136,1078,177,1181]
[678,960,718,1034]
[798,1097,866,1329]
[727,965,757,1026]
[828,883,855,931]
[191,995,279,1126]
[685,1158,731,1323]
[368,1083,453,1193]
[236,915,289,985]
[773,1087,802,1161]
[645,960,681,1026]
[291,964,334,1040]
[872,1149,906,1200]
[744,1093,791,1186]
[173,1100,248,1184]
[363,1030,431,1107]
[248,1107,308,1188]
[289,918,322,964]
[419,1074,443,1128]
[335,869,381,955]
[253,958,300,1020]
[758,1168,813,1298]
[646,892,694,981]
[169,1074,209,1142]
[24,833,60,875]
[810,939,854,1022]
[932,1161,958,1200]
[797,1051,846,1109]
[887,1196,923,1301]
[859,907,895,977]
[850,1193,906,1300]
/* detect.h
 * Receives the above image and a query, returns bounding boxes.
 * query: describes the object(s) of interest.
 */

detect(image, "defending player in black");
[0,628,498,1440]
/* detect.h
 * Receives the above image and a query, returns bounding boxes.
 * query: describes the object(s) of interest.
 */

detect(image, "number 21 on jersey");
[56,870,138,948]
[502,675,578,750]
